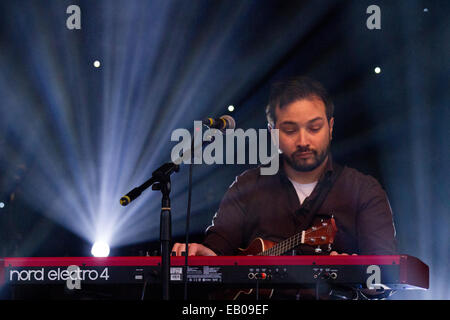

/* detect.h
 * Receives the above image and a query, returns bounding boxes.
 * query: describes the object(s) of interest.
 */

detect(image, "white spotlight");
[228,105,235,112]
[0,202,4,209]
[374,67,381,74]
[93,60,101,68]
[91,241,110,257]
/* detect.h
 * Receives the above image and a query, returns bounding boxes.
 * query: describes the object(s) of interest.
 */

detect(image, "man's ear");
[267,122,280,152]
[329,117,334,139]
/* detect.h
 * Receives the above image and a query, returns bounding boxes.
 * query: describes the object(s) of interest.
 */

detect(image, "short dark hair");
[266,76,334,127]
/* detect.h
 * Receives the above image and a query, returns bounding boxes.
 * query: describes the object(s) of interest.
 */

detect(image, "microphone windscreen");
[220,115,236,130]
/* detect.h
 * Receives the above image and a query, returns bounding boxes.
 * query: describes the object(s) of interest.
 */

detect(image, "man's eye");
[310,127,321,132]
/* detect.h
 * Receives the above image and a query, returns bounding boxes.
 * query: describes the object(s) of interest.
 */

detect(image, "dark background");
[0,0,448,299]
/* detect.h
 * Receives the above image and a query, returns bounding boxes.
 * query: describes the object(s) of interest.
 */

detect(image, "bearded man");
[172,76,397,260]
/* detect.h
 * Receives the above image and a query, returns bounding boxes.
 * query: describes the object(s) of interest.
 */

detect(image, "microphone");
[119,116,236,207]
[202,115,235,131]
[120,187,143,206]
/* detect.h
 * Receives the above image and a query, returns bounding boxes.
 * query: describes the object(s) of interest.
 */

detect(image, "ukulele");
[229,217,338,300]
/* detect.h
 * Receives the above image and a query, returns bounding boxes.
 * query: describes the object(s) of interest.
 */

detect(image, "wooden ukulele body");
[238,238,277,256]
[232,238,278,299]
[211,218,337,300]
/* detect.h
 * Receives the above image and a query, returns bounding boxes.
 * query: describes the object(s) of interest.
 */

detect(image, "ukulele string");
[260,223,330,256]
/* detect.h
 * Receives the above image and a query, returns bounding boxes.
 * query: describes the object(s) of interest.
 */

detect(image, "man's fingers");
[171,243,185,256]
[170,243,216,256]
[188,244,197,256]
[170,243,179,255]
[330,251,357,256]
[171,243,198,256]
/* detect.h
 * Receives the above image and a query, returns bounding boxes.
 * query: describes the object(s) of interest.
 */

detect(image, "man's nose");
[295,129,309,148]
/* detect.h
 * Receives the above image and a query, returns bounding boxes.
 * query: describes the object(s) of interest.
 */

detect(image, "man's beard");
[283,140,331,172]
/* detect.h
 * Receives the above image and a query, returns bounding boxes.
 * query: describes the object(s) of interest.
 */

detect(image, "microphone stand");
[123,162,179,300]
[120,125,219,300]
[150,163,179,300]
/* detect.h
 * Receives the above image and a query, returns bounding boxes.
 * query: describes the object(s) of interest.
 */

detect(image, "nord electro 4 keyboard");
[0,255,428,299]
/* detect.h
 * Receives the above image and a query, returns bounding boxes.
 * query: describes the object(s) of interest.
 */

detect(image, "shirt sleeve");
[356,176,398,255]
[202,176,247,256]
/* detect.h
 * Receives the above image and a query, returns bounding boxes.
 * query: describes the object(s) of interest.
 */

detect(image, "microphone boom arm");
[120,162,180,206]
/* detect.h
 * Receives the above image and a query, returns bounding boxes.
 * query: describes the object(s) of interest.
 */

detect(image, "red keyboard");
[1,255,429,290]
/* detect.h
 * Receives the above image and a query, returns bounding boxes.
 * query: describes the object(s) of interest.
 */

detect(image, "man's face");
[274,97,333,172]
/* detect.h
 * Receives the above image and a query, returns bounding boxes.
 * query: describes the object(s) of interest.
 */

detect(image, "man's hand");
[171,243,217,256]
[330,251,358,256]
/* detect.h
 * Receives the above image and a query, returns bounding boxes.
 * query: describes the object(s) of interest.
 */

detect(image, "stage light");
[374,67,381,74]
[424,8,428,12]
[228,105,235,112]
[0,202,4,209]
[91,241,110,257]
[93,60,101,68]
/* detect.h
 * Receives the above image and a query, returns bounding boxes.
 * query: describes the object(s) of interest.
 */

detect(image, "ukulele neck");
[258,231,305,256]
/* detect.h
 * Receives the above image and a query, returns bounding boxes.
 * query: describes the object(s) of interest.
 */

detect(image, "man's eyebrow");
[279,121,297,126]
[307,117,324,124]
[278,117,325,126]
